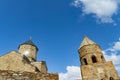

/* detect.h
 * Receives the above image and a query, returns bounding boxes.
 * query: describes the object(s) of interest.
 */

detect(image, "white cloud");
[113,42,120,51]
[59,66,81,80]
[103,38,120,75]
[103,51,120,65]
[105,37,120,51]
[72,0,119,23]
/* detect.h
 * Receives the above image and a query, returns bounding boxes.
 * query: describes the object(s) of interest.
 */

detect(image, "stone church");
[0,39,58,80]
[78,36,120,80]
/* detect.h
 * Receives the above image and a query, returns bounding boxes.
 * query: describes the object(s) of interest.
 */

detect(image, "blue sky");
[0,0,120,80]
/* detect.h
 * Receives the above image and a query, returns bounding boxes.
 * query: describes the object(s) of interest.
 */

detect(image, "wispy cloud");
[72,0,120,24]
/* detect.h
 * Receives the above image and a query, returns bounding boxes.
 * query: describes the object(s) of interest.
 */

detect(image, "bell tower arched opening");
[92,55,97,63]
[83,58,88,65]
[110,77,114,80]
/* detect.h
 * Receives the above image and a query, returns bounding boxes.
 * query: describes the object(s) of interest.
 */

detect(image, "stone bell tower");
[18,39,38,62]
[78,36,119,80]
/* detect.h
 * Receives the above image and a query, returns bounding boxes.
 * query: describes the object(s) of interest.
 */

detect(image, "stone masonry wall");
[31,61,47,74]
[81,61,119,80]
[0,51,36,73]
[0,70,58,80]
[79,44,102,58]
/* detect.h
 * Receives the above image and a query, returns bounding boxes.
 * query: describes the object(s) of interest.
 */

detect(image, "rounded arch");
[110,77,114,80]
[92,55,97,63]
[101,55,105,62]
[101,55,103,59]
[83,58,88,65]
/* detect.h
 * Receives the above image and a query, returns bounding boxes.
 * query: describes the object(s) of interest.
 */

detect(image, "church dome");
[18,39,38,51]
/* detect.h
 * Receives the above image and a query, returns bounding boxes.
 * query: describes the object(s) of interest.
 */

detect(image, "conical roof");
[79,36,96,49]
[18,39,38,51]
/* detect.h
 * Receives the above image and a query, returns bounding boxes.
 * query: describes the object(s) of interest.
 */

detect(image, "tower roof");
[79,36,96,49]
[18,39,38,51]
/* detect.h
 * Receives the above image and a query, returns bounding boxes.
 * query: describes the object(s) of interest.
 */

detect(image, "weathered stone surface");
[81,61,119,80]
[18,44,37,62]
[0,51,36,72]
[0,70,58,80]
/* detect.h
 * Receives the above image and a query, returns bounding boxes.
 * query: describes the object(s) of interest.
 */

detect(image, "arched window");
[101,55,104,62]
[92,55,97,63]
[110,77,114,80]
[101,56,103,59]
[83,58,87,65]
